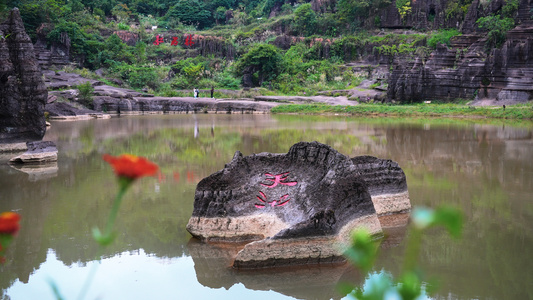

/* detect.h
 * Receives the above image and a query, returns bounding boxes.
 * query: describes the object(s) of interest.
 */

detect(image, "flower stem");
[103,178,131,237]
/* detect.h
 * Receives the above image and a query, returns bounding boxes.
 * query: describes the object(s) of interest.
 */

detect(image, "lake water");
[1,114,532,300]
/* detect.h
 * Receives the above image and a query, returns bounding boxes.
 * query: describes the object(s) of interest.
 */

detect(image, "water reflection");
[188,239,362,300]
[0,114,532,299]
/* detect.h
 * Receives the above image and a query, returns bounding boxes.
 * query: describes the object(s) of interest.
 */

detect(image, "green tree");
[18,0,67,38]
[396,0,411,19]
[214,6,227,25]
[164,0,212,29]
[476,15,515,49]
[235,43,282,86]
[47,20,91,57]
[293,3,317,36]
[502,0,519,18]
[336,0,390,27]
[111,3,131,22]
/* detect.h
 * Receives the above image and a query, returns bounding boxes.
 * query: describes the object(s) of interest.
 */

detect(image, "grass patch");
[271,103,533,120]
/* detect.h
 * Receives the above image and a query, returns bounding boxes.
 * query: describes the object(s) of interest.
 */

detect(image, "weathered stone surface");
[9,141,58,164]
[351,156,410,216]
[0,142,27,152]
[92,96,278,114]
[113,31,139,46]
[254,95,357,106]
[33,23,70,70]
[378,0,507,30]
[45,102,104,119]
[187,142,410,268]
[0,8,47,143]
[43,70,101,90]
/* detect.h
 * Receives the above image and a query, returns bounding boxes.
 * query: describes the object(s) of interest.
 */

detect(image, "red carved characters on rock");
[171,36,179,46]
[260,172,297,188]
[255,172,297,209]
[184,34,195,47]
[255,191,291,208]
[152,34,195,47]
[153,35,164,45]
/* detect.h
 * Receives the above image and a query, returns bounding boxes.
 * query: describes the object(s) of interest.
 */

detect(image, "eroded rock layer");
[0,8,47,143]
[388,19,533,104]
[351,155,411,216]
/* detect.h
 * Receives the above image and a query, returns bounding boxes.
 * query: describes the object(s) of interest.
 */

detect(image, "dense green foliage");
[0,0,524,98]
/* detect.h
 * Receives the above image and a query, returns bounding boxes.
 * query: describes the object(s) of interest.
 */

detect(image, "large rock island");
[187,141,410,268]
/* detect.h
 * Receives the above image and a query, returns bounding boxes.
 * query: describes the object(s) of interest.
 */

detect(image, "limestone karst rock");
[0,8,47,143]
[187,141,411,268]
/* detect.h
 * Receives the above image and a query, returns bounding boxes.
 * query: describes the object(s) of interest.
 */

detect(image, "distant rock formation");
[187,142,410,268]
[0,8,47,143]
[388,21,533,104]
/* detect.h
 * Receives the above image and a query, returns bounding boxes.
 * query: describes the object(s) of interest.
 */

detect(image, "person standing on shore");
[210,86,214,98]
[194,88,198,98]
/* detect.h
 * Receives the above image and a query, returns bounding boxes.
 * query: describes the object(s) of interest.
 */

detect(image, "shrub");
[216,71,241,89]
[76,81,94,108]
[110,64,161,90]
[293,3,317,36]
[427,29,461,48]
[235,43,282,86]
[117,22,130,30]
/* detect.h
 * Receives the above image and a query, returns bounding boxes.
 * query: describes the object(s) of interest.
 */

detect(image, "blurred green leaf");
[397,271,422,300]
[344,229,380,273]
[433,206,463,239]
[411,206,463,238]
[91,227,116,246]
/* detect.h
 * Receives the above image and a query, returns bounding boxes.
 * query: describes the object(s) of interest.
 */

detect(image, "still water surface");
[0,114,532,300]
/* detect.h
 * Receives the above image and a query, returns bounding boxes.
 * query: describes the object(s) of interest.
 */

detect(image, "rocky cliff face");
[0,8,47,143]
[388,20,533,103]
[378,0,508,31]
[385,0,533,104]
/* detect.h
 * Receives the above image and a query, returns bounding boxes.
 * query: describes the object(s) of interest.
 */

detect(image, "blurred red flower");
[0,212,21,236]
[102,154,159,180]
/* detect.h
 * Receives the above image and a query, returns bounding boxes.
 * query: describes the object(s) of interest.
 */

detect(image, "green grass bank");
[271,103,533,120]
